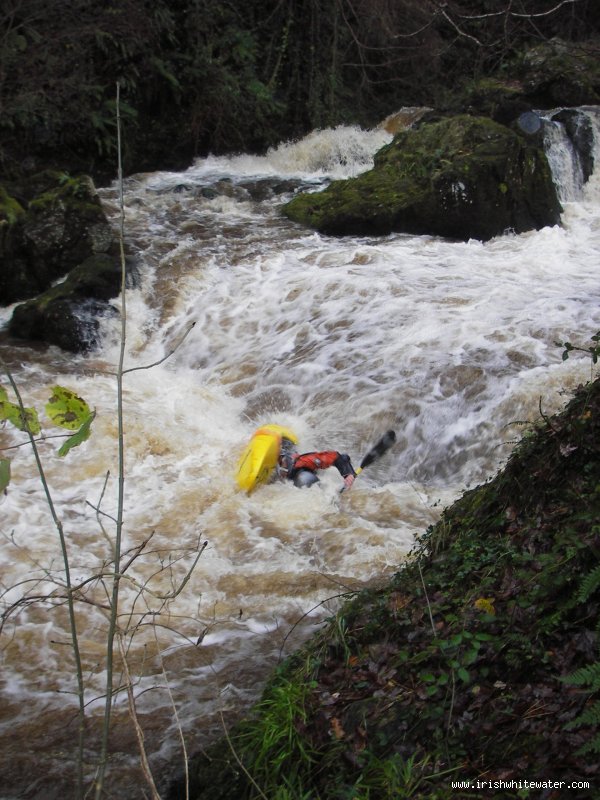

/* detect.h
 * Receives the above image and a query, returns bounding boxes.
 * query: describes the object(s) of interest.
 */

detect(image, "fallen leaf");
[331,717,345,740]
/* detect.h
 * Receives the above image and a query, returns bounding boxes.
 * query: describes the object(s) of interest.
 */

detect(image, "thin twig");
[117,634,162,800]
[95,79,128,800]
[152,627,191,800]
[0,432,71,451]
[122,322,196,375]
[418,560,437,638]
[218,709,269,800]
[278,591,353,662]
[446,668,456,740]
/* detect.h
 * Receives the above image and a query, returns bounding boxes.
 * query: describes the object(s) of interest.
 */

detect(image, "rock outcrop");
[8,253,122,353]
[282,115,562,242]
[0,171,125,352]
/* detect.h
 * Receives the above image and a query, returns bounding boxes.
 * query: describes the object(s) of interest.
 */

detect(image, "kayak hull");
[235,424,298,493]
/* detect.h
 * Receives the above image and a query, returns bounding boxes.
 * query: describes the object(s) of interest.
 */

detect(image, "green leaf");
[0,457,10,492]
[457,667,470,683]
[463,648,480,665]
[0,397,41,434]
[57,411,95,457]
[46,386,91,430]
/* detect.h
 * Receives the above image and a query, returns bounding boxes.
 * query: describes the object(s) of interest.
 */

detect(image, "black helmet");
[293,469,320,488]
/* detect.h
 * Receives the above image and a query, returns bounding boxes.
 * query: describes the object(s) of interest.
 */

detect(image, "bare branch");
[450,0,588,21]
[434,2,484,46]
[117,634,162,800]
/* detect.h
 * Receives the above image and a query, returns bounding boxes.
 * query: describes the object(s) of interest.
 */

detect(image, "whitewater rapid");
[1,113,599,796]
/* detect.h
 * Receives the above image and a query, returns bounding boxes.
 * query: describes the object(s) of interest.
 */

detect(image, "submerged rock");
[282,115,562,242]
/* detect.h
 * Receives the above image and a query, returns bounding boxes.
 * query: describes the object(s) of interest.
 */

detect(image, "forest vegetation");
[1,0,599,182]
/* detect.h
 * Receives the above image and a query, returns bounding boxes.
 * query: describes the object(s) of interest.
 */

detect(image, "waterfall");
[543,107,600,202]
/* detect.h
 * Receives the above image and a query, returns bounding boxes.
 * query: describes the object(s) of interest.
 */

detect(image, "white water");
[1,113,600,797]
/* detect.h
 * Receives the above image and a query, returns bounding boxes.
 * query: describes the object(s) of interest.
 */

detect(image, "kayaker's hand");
[343,474,355,490]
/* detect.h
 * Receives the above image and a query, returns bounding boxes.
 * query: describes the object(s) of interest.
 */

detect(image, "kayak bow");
[235,424,298,493]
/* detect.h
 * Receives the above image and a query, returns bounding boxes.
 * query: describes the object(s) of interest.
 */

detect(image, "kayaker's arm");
[332,453,356,488]
[291,451,356,488]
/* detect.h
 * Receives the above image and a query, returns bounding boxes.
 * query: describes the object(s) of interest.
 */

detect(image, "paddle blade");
[359,430,396,469]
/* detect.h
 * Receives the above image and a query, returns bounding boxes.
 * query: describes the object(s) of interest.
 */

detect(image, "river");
[1,110,599,798]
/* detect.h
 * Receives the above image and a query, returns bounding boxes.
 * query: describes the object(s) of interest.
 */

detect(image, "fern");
[575,735,600,756]
[564,662,600,691]
[565,699,600,756]
[565,700,600,729]
[561,560,600,755]
[564,697,600,755]
[577,564,600,603]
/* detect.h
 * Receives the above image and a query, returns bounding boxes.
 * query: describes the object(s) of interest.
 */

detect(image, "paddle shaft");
[340,429,396,492]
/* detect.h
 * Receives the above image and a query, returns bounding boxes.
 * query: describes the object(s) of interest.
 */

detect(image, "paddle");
[341,429,397,492]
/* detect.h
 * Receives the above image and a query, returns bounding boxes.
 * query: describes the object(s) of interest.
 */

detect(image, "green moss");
[467,77,524,95]
[0,185,25,224]
[27,174,101,216]
[11,254,119,315]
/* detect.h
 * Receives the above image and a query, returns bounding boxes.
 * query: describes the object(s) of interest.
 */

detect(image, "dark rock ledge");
[0,171,126,352]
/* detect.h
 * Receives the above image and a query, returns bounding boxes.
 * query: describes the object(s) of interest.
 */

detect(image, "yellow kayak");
[235,424,298,493]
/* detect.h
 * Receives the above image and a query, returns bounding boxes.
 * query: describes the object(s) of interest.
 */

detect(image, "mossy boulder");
[8,253,123,352]
[282,115,562,241]
[1,170,122,352]
[0,170,113,306]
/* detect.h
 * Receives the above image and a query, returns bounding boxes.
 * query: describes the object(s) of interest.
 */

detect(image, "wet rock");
[282,115,562,242]
[461,39,600,126]
[9,253,123,352]
[0,171,113,306]
[1,170,124,352]
[241,178,309,201]
[517,38,600,108]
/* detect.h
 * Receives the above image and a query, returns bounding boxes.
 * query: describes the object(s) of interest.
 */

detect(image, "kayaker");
[277,438,356,489]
